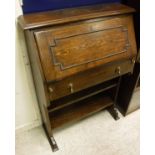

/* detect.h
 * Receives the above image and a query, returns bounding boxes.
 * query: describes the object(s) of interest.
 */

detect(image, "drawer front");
[35,15,137,82]
[48,60,134,101]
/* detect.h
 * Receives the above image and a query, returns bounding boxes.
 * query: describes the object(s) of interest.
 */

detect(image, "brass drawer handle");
[69,83,74,93]
[48,87,53,93]
[115,66,121,75]
[131,58,136,64]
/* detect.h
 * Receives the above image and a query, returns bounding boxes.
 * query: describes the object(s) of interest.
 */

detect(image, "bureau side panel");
[24,29,53,136]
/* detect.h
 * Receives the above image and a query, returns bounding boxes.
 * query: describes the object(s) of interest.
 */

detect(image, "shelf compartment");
[49,93,113,129]
[48,78,118,112]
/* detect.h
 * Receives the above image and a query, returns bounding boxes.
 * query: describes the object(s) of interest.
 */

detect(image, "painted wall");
[15,0,41,133]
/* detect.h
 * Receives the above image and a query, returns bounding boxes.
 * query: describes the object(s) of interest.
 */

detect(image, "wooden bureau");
[18,3,137,151]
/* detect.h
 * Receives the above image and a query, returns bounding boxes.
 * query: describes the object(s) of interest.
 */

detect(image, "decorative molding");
[50,26,130,71]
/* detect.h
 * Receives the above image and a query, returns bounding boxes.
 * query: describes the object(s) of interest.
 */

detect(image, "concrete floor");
[16,92,140,155]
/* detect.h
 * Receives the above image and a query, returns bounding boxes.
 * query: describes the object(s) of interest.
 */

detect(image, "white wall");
[15,0,41,132]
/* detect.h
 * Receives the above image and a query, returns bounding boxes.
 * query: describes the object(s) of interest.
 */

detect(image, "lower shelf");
[49,93,113,129]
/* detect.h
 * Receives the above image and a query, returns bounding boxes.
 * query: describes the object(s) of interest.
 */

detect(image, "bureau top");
[18,3,135,30]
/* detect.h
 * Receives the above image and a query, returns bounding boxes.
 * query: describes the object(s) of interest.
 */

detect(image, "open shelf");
[48,78,118,112]
[49,93,113,129]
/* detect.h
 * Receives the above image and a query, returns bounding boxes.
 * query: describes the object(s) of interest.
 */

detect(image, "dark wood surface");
[116,61,140,115]
[48,78,118,112]
[49,94,113,129]
[116,0,140,115]
[34,14,137,82]
[23,29,52,129]
[17,3,137,151]
[48,60,134,100]
[18,3,135,30]
[122,0,140,49]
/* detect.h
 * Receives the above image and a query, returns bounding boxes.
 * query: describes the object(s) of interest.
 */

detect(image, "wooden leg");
[107,76,121,120]
[43,124,59,152]
[50,136,59,152]
[107,105,120,120]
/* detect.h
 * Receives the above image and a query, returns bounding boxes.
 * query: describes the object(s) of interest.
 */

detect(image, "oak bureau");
[18,3,137,151]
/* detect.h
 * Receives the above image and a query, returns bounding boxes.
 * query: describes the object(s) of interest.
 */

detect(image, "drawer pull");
[69,83,74,93]
[48,87,53,93]
[115,66,121,75]
[131,58,136,64]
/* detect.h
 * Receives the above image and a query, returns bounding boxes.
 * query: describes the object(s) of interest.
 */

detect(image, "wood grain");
[34,14,137,82]
[18,3,135,30]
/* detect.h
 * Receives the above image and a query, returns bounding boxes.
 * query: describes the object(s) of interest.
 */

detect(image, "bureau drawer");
[35,15,137,82]
[48,60,134,101]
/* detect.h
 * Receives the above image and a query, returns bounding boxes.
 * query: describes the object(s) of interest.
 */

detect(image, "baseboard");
[15,119,42,134]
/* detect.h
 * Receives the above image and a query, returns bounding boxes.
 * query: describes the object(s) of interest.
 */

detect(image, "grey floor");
[16,92,140,155]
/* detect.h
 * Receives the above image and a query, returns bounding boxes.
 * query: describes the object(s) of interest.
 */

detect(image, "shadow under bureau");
[18,3,137,151]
